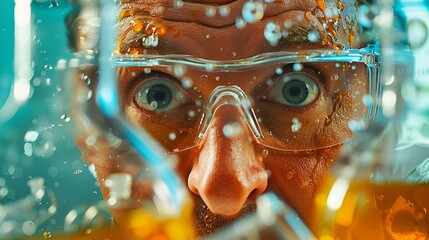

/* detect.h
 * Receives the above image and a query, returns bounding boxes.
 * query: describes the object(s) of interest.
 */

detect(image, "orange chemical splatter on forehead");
[117,8,168,54]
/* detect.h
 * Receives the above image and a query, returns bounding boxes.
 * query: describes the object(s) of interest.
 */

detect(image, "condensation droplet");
[205,6,216,17]
[264,22,282,46]
[307,30,320,43]
[174,64,185,77]
[23,221,37,235]
[168,132,177,140]
[188,110,196,118]
[291,117,301,132]
[348,119,365,132]
[335,63,341,68]
[48,167,58,177]
[182,78,193,89]
[205,63,214,72]
[222,123,241,138]
[173,0,183,9]
[235,18,247,29]
[215,76,221,81]
[292,63,303,72]
[242,1,264,23]
[60,114,71,122]
[219,6,231,17]
[275,68,283,75]
[331,73,339,81]
[200,74,208,81]
[73,169,83,175]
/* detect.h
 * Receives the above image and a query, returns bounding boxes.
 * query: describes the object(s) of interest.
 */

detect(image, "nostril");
[247,189,260,201]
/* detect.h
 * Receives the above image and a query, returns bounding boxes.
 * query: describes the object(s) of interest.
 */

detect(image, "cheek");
[263,146,343,223]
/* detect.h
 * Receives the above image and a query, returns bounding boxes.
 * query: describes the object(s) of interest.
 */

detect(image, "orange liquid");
[312,175,429,240]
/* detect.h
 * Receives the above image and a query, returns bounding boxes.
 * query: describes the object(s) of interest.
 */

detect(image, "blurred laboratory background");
[0,0,102,235]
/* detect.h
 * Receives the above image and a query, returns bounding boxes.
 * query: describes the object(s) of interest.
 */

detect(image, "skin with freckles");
[75,0,372,237]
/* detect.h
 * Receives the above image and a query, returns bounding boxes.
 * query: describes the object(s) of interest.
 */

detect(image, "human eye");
[268,68,320,107]
[134,74,188,112]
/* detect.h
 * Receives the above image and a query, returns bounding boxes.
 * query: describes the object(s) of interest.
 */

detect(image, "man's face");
[79,0,372,237]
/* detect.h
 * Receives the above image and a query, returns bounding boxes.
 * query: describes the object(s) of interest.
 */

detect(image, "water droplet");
[264,22,282,46]
[150,101,158,110]
[205,63,214,72]
[49,0,58,8]
[335,63,341,68]
[275,68,283,75]
[24,128,56,158]
[168,132,177,140]
[48,167,58,177]
[205,6,216,17]
[284,20,292,28]
[235,18,247,29]
[293,63,303,71]
[182,78,193,89]
[73,169,83,175]
[174,64,185,77]
[173,0,183,9]
[307,30,320,43]
[376,194,385,201]
[60,114,71,122]
[23,221,37,235]
[357,5,372,28]
[219,6,231,17]
[188,110,196,118]
[242,1,264,23]
[351,65,357,70]
[291,117,301,132]
[331,73,339,81]
[222,123,242,137]
[215,76,221,81]
[348,119,365,132]
[200,74,208,81]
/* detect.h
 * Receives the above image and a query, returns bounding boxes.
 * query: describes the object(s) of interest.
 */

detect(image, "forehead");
[118,0,360,59]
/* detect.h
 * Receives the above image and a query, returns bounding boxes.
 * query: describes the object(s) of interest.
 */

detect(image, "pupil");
[147,84,172,109]
[283,79,309,105]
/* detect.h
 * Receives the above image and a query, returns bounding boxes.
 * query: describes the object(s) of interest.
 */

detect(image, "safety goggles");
[110,43,380,153]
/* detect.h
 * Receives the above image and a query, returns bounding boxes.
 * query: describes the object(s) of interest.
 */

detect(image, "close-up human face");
[79,0,377,237]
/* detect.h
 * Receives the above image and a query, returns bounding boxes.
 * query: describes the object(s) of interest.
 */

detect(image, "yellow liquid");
[312,175,429,240]
[33,201,196,240]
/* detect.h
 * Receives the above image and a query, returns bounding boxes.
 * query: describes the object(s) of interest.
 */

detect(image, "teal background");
[0,0,102,234]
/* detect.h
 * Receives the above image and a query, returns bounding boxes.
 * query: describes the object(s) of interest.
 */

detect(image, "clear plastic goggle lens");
[114,46,380,153]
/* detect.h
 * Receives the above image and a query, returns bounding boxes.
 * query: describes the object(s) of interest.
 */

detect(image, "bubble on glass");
[33,77,41,87]
[291,117,301,132]
[168,132,177,141]
[362,94,372,107]
[348,119,365,132]
[284,20,292,29]
[174,64,185,77]
[205,6,216,17]
[292,63,303,71]
[48,167,58,178]
[173,0,184,9]
[60,114,71,122]
[73,169,83,175]
[0,187,8,199]
[307,30,320,43]
[22,221,37,235]
[242,1,264,23]
[264,22,282,46]
[49,0,58,8]
[275,68,283,75]
[219,6,231,17]
[222,123,242,138]
[0,178,5,187]
[357,5,373,28]
[24,128,56,158]
[200,74,208,81]
[235,18,247,29]
[56,59,67,70]
[324,7,339,19]
[205,63,214,72]
[351,65,357,70]
[335,63,341,68]
[182,78,193,89]
[188,110,196,118]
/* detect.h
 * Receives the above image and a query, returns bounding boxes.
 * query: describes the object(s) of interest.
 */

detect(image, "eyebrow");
[270,26,330,52]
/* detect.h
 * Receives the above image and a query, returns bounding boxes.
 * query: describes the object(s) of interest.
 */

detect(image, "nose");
[188,105,268,217]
